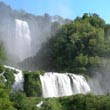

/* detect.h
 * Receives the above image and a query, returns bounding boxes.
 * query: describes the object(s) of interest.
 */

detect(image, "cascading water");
[15,19,32,61]
[40,72,91,98]
[3,65,90,97]
[4,65,24,91]
[0,19,32,64]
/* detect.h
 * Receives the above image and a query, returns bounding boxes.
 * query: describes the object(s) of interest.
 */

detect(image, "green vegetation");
[10,91,38,110]
[0,43,5,65]
[41,98,62,110]
[10,93,110,110]
[59,94,110,110]
[47,13,106,73]
[30,13,110,75]
[0,83,16,110]
[0,66,44,110]
[23,71,43,97]
[4,68,15,90]
[41,94,110,110]
[0,65,15,90]
[1,12,110,110]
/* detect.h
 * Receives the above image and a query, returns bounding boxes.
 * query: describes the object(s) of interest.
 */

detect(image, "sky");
[0,0,110,23]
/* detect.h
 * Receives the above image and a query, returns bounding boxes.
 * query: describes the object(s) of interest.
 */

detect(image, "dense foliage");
[41,94,110,110]
[0,83,16,110]
[0,66,43,110]
[0,66,19,110]
[10,92,38,110]
[0,65,15,90]
[23,13,110,74]
[23,71,43,97]
[9,92,110,110]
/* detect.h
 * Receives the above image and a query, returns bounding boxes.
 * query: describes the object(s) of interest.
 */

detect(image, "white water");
[36,101,43,108]
[0,71,7,82]
[3,65,90,97]
[15,19,31,61]
[4,65,24,91]
[40,72,91,98]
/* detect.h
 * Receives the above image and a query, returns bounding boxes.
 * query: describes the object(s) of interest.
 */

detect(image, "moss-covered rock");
[0,65,15,90]
[23,71,44,97]
[4,68,15,89]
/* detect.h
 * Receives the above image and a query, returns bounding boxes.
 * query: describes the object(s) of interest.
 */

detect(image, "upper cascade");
[40,72,91,98]
[15,19,32,61]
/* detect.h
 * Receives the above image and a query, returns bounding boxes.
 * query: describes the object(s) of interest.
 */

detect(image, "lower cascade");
[40,72,91,98]
[3,65,90,98]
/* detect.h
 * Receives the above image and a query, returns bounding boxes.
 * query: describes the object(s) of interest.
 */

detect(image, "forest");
[22,13,110,75]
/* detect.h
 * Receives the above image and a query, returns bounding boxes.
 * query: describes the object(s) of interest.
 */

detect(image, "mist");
[88,59,110,95]
[0,2,70,67]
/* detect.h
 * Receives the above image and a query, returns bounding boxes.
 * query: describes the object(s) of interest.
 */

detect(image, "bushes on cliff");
[23,71,43,97]
[10,91,38,110]
[0,65,15,90]
[40,94,110,110]
[23,13,110,75]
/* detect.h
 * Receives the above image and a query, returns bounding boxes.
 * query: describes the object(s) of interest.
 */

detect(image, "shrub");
[23,71,43,97]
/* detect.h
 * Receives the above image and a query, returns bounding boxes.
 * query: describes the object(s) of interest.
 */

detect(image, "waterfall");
[3,65,90,97]
[4,65,24,91]
[0,19,32,64]
[15,19,31,61]
[40,72,91,98]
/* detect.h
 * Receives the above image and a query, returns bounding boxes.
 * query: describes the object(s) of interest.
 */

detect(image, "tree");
[34,13,107,74]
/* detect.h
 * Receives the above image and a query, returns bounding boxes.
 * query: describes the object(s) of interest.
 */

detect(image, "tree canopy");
[23,13,110,74]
